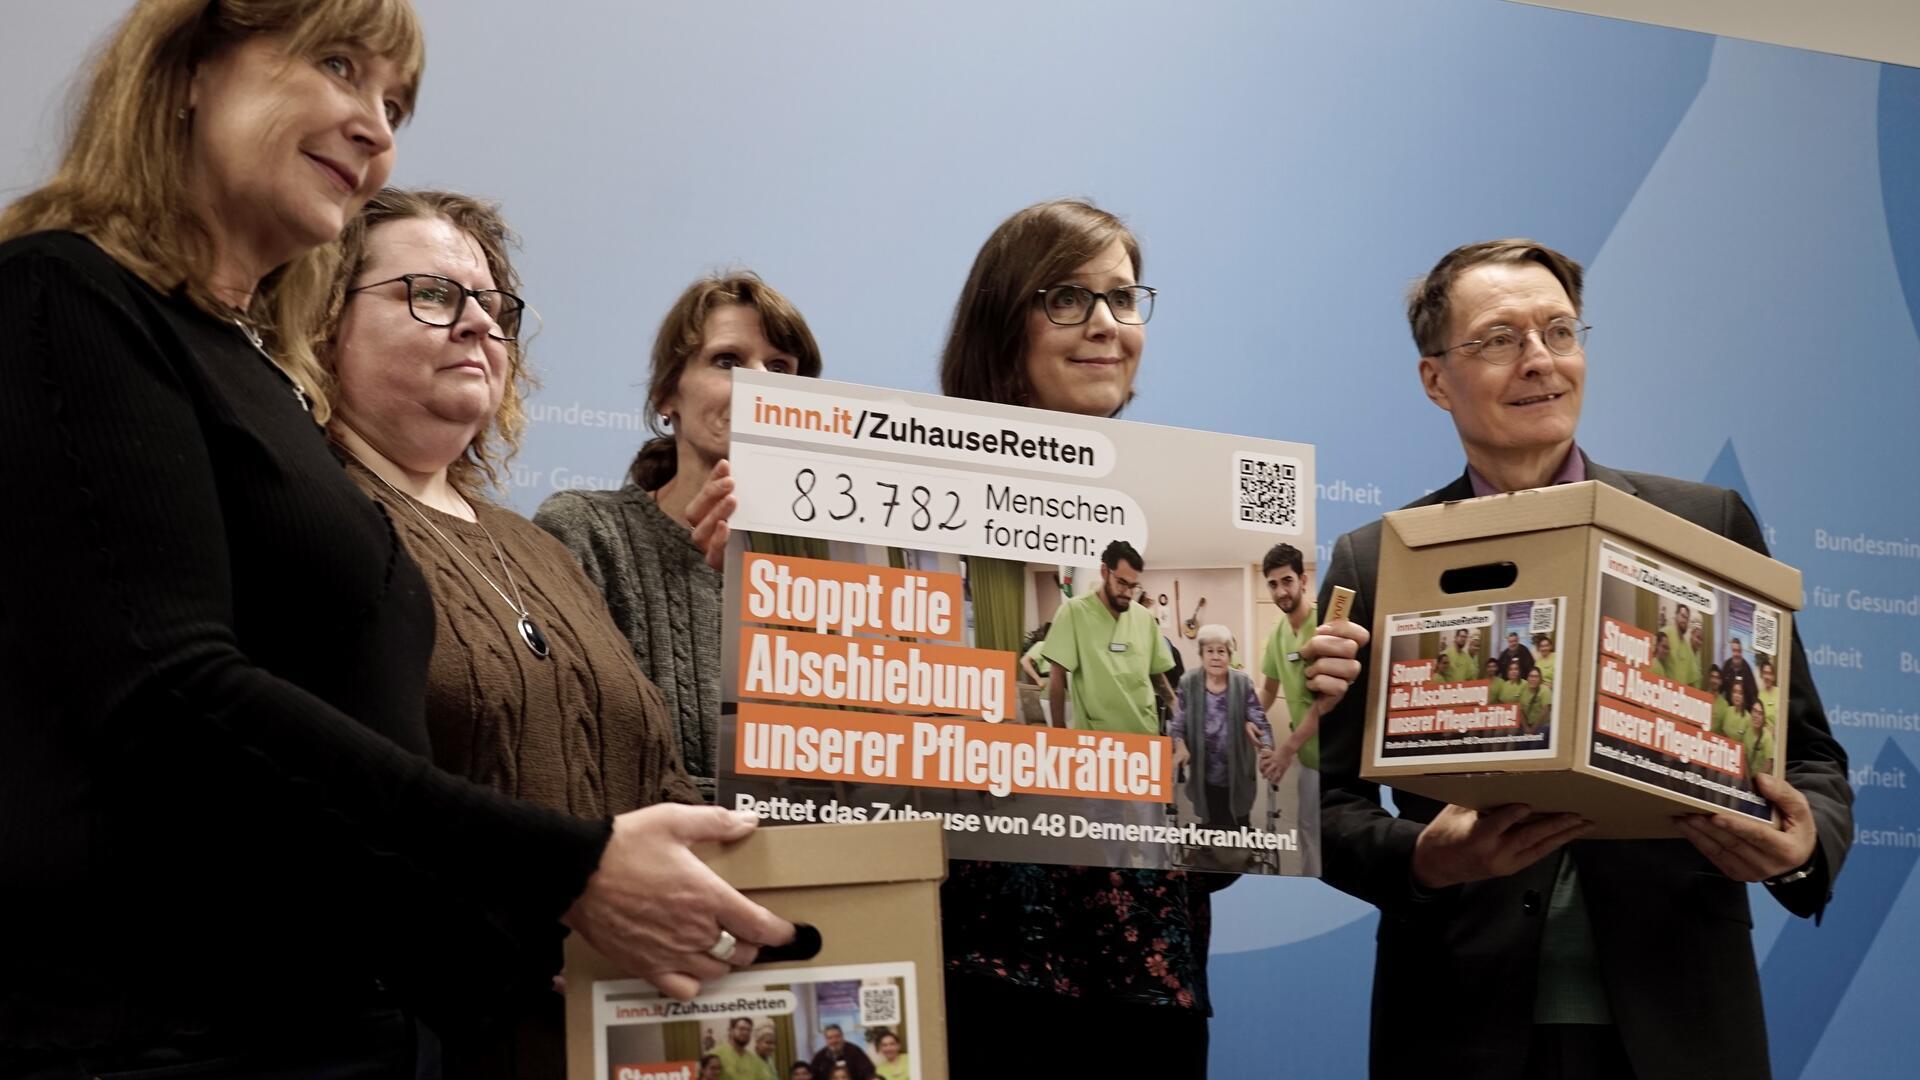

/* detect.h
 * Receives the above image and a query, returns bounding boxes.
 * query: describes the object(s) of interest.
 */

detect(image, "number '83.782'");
[791,468,967,532]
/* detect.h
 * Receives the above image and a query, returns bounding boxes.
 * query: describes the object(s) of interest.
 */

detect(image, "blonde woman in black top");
[0,2,788,1075]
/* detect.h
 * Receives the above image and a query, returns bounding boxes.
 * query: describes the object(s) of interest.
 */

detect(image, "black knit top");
[0,232,608,1051]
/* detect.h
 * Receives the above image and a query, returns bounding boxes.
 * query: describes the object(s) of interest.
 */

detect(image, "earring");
[176,107,190,120]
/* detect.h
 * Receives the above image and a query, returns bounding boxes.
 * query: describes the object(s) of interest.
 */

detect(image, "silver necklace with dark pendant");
[345,448,551,659]
[232,319,310,412]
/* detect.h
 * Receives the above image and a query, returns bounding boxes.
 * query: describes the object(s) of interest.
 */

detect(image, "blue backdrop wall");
[5,2,1916,1075]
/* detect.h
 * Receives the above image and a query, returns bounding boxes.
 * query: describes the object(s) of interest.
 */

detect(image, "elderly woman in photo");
[537,273,822,796]
[0,2,786,1075]
[750,1024,781,1080]
[294,187,789,1076]
[1172,624,1282,832]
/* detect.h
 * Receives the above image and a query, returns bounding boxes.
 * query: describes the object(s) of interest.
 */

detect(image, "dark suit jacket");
[1317,456,1853,1080]
[1497,643,1536,680]
[810,1041,875,1080]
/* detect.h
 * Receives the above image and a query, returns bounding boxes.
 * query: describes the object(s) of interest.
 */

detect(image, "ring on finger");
[706,929,738,963]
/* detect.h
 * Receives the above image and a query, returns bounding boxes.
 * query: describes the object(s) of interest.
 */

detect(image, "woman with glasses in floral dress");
[934,198,1366,1075]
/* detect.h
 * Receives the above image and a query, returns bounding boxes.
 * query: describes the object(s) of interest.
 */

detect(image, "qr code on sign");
[1234,453,1303,534]
[1755,609,1779,655]
[859,983,901,1027]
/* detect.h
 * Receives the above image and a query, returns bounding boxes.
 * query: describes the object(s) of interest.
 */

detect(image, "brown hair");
[0,0,425,407]
[628,272,823,490]
[290,188,532,497]
[1406,238,1584,357]
[938,199,1141,408]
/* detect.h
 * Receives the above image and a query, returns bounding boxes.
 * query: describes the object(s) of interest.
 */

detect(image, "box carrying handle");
[753,922,824,964]
[1438,562,1519,594]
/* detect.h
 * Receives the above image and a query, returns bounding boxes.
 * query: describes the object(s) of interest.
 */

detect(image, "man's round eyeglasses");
[1034,284,1156,326]
[1434,317,1589,366]
[346,274,526,342]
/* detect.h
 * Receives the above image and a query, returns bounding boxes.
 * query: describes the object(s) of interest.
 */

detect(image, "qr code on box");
[1529,602,1557,634]
[859,983,900,1027]
[1755,609,1779,655]
[1234,453,1303,534]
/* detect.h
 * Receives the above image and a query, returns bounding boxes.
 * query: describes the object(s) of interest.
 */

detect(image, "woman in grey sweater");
[536,273,821,795]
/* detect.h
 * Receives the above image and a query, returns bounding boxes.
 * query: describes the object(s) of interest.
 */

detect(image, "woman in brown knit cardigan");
[296,187,774,1078]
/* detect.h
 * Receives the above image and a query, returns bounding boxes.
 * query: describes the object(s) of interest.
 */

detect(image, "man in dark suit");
[1722,635,1759,702]
[1318,239,1852,1080]
[1497,630,1536,681]
[808,1025,873,1080]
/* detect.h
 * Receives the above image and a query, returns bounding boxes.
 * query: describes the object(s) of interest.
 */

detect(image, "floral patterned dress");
[944,860,1217,1012]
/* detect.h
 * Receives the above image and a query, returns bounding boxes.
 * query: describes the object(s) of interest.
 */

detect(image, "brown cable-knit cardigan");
[347,457,699,818]
[346,458,699,1079]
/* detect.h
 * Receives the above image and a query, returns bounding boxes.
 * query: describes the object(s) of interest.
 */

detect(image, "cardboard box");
[1361,481,1799,838]
[567,818,948,1080]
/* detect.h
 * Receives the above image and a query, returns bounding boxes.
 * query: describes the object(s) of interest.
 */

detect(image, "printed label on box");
[1371,598,1565,766]
[1587,541,1781,818]
[593,963,920,1080]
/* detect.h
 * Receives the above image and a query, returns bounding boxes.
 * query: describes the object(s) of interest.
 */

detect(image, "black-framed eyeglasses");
[1434,316,1590,366]
[1033,284,1156,326]
[346,274,526,342]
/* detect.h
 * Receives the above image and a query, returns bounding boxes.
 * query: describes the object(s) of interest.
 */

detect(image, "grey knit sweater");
[534,485,721,799]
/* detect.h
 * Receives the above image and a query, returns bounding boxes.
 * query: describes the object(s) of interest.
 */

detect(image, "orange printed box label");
[612,1065,696,1080]
[1370,597,1564,766]
[1588,538,1772,816]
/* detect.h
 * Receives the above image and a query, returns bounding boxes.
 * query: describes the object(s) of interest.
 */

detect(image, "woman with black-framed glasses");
[288,188,788,1079]
[932,199,1364,1076]
[346,271,528,342]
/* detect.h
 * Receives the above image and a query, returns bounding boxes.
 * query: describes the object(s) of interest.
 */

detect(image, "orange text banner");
[1598,616,1656,667]
[733,701,1169,802]
[738,625,1017,722]
[738,551,965,642]
[1594,693,1745,778]
[1384,702,1521,736]
[1597,654,1715,729]
[1387,658,1438,685]
[1387,679,1493,712]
